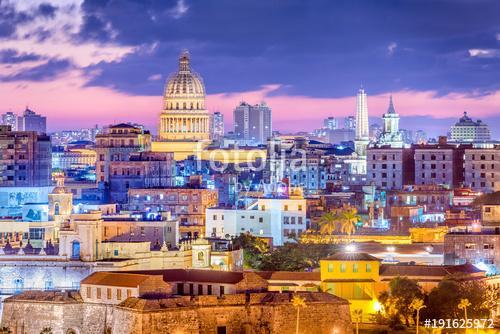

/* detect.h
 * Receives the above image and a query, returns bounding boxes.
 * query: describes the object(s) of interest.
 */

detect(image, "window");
[340,263,346,273]
[189,283,194,295]
[207,285,212,295]
[353,263,358,273]
[464,243,476,250]
[328,263,334,272]
[354,285,363,299]
[177,283,184,295]
[198,284,203,295]
[117,289,122,300]
[366,263,372,272]
[127,289,132,298]
[86,287,92,298]
[97,288,102,299]
[298,205,303,211]
[220,286,225,296]
[107,288,112,299]
[259,217,263,223]
[298,217,303,225]
[284,205,289,211]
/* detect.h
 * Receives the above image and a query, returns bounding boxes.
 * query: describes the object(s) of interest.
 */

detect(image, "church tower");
[379,95,404,148]
[48,173,73,224]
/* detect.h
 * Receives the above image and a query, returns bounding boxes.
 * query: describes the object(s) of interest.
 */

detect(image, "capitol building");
[159,51,210,141]
[152,51,266,162]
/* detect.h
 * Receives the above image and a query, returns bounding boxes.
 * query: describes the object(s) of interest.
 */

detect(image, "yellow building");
[320,253,382,322]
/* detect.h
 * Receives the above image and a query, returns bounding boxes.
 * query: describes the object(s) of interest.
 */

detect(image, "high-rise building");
[233,101,272,145]
[1,112,17,130]
[211,111,224,141]
[377,96,404,148]
[354,88,369,156]
[450,112,491,142]
[323,117,338,130]
[17,107,47,134]
[0,125,51,187]
[158,51,210,141]
[344,116,356,130]
[95,123,151,184]
[369,124,382,141]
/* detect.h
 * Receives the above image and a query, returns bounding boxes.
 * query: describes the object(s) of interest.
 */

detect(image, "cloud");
[2,59,72,81]
[0,49,43,63]
[168,0,189,19]
[148,74,162,81]
[468,48,500,58]
[387,42,397,56]
[0,0,135,81]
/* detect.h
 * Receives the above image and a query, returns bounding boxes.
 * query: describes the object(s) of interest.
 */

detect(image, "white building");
[450,112,491,143]
[354,88,369,157]
[206,196,307,246]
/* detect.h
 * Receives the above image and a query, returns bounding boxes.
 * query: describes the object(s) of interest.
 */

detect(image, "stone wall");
[1,291,353,334]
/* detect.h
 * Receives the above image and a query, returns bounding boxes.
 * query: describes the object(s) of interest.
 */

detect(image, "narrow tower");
[379,95,403,147]
[354,88,369,156]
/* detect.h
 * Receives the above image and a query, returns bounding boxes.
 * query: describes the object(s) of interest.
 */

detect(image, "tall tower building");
[211,111,224,141]
[378,95,403,148]
[233,101,272,145]
[450,111,491,143]
[354,88,369,156]
[17,107,46,134]
[158,51,210,141]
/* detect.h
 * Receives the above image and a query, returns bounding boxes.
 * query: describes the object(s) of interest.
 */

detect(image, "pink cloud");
[1,76,499,135]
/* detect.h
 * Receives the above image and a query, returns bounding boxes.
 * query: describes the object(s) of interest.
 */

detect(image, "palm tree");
[339,206,359,238]
[353,309,363,334]
[410,298,426,334]
[318,210,340,235]
[292,294,306,334]
[458,298,472,322]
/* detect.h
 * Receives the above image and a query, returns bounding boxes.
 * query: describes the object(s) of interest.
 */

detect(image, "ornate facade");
[159,51,210,141]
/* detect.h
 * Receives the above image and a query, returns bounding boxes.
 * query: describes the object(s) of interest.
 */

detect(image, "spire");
[178,49,190,72]
[387,95,396,114]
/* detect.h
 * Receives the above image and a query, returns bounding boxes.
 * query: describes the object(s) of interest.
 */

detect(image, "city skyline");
[0,0,500,137]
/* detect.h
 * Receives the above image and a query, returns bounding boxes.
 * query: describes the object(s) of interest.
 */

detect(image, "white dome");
[163,51,205,110]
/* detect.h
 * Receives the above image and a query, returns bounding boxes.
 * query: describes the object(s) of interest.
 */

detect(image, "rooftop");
[81,272,158,287]
[322,252,381,262]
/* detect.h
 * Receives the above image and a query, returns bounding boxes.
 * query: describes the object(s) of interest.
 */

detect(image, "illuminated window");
[327,263,334,272]
[97,288,101,299]
[127,289,132,298]
[107,288,112,299]
[340,263,346,273]
[86,287,92,298]
[353,263,358,273]
[366,263,372,272]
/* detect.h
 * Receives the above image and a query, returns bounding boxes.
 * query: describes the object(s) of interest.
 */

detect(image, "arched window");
[13,278,23,293]
[197,252,204,261]
[71,241,80,259]
[54,203,60,215]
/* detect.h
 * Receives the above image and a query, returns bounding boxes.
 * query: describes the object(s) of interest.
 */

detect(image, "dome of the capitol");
[163,50,206,111]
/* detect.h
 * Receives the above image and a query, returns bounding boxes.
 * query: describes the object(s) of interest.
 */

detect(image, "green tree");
[231,233,270,269]
[423,275,490,320]
[260,243,336,271]
[379,277,424,327]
